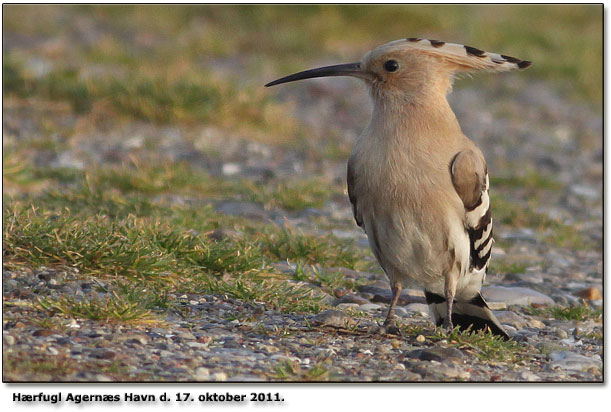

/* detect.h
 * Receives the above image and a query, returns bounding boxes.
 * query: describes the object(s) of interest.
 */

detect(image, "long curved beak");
[265,62,370,87]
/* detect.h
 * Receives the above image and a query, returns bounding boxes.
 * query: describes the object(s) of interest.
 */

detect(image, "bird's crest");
[384,38,531,73]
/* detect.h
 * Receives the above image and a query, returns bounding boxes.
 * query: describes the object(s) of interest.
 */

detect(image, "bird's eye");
[384,60,399,72]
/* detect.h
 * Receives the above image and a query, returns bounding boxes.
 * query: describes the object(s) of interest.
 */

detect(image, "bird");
[265,38,531,339]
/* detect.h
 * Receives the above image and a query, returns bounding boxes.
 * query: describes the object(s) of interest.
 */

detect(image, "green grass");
[3,160,362,321]
[3,55,298,139]
[185,274,327,314]
[490,193,589,249]
[489,260,528,276]
[271,360,331,381]
[293,264,367,294]
[525,302,602,321]
[490,172,563,191]
[255,225,366,270]
[37,292,159,324]
[429,327,524,363]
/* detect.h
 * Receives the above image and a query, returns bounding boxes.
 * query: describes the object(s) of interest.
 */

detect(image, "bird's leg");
[381,282,402,334]
[443,275,457,331]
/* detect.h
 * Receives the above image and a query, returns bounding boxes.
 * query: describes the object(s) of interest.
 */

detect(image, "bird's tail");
[425,291,510,340]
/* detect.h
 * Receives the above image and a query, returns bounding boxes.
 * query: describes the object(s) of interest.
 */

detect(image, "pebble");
[394,307,408,317]
[482,286,555,306]
[494,311,528,329]
[358,303,382,312]
[334,294,370,305]
[4,334,16,346]
[404,303,429,316]
[548,351,602,371]
[575,287,602,301]
[310,310,356,328]
[518,370,541,381]
[407,347,465,363]
[194,367,210,380]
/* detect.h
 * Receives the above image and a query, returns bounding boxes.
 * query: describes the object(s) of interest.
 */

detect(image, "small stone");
[394,307,408,317]
[33,329,55,337]
[575,287,602,301]
[518,371,541,381]
[555,329,569,339]
[527,318,545,329]
[310,310,356,328]
[482,286,555,306]
[390,339,403,349]
[358,303,382,312]
[404,303,429,316]
[336,303,360,310]
[211,372,228,381]
[494,311,528,329]
[257,344,280,354]
[334,294,370,305]
[194,367,210,380]
[407,347,464,362]
[222,162,241,176]
[4,334,16,346]
[93,374,113,382]
[549,351,602,371]
[486,302,507,310]
[185,342,209,349]
[416,335,426,343]
[177,331,196,340]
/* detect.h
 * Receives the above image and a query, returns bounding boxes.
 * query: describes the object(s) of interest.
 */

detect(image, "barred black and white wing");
[426,150,509,339]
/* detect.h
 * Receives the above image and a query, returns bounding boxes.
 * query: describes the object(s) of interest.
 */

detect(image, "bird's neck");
[370,93,462,145]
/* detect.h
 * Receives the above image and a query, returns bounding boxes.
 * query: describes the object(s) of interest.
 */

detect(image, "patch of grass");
[491,172,563,191]
[32,159,339,213]
[37,292,158,324]
[250,179,335,211]
[185,274,327,314]
[489,260,528,275]
[429,327,524,363]
[2,203,265,277]
[525,302,602,321]
[544,224,590,249]
[292,264,366,294]
[3,57,298,140]
[491,193,588,249]
[271,360,330,381]
[256,225,365,270]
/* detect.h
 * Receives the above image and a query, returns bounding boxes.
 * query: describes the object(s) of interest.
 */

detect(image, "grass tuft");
[37,292,158,324]
[272,360,330,381]
[256,225,365,270]
[525,302,602,321]
[429,327,523,363]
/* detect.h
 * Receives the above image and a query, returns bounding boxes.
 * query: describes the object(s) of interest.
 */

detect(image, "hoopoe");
[266,38,531,339]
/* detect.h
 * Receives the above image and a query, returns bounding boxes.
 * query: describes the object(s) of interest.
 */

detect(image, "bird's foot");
[442,317,454,333]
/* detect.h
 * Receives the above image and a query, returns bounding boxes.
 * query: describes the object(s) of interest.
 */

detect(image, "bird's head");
[266,38,531,104]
